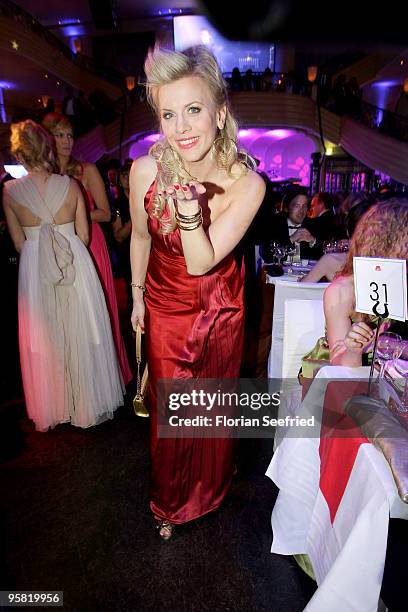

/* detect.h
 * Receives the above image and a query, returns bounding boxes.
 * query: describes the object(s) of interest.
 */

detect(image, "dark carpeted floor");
[0,398,316,612]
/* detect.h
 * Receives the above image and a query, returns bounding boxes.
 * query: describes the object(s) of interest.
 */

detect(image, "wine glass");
[339,239,350,253]
[269,241,284,264]
[263,241,285,276]
[376,332,403,380]
[323,240,334,254]
[284,243,297,274]
[393,340,408,412]
[262,240,277,264]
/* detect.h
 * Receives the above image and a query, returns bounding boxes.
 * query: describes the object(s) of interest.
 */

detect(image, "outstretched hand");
[159,181,206,209]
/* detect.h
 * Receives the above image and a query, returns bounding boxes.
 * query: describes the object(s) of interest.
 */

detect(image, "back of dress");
[6,174,70,224]
[7,174,76,286]
[8,174,125,431]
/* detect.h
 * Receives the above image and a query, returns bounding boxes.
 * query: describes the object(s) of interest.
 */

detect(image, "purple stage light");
[238,127,317,185]
[63,25,86,38]
[371,80,401,88]
[144,133,161,142]
[0,81,14,89]
[266,129,292,139]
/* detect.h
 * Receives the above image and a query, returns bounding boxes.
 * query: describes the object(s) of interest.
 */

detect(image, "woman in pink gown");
[129,46,266,539]
[42,113,132,385]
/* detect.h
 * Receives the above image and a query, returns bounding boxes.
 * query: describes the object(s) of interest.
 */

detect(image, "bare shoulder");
[324,275,354,307]
[82,162,99,178]
[3,177,19,191]
[130,155,157,180]
[2,179,19,203]
[130,156,157,203]
[230,167,266,201]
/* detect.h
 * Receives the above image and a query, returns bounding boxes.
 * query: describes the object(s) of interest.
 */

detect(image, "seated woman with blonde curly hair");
[324,198,408,367]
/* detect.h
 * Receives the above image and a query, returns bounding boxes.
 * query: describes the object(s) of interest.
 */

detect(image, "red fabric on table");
[319,380,369,524]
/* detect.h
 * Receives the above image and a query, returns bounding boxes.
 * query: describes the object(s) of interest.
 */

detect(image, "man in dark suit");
[260,186,315,261]
[305,192,336,241]
[289,192,337,259]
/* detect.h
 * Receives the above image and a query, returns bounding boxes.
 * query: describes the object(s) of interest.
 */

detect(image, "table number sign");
[353,257,407,322]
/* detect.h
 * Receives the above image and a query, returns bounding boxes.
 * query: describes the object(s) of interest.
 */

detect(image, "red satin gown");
[144,182,244,524]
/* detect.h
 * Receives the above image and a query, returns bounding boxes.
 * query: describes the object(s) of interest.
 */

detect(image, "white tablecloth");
[266,366,408,612]
[266,263,314,284]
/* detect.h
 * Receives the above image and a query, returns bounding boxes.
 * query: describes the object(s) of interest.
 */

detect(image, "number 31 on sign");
[353,257,407,321]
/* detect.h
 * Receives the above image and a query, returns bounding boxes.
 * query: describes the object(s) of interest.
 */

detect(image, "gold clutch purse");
[133,325,149,417]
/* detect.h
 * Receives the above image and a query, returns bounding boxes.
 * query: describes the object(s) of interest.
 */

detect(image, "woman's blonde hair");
[339,198,408,277]
[10,120,56,173]
[144,45,255,232]
[42,112,82,178]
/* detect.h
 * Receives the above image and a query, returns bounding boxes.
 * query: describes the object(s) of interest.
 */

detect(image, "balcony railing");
[0,0,125,88]
[222,70,408,144]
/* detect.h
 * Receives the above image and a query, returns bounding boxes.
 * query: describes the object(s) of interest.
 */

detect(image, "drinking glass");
[339,239,350,253]
[273,242,286,265]
[393,340,408,412]
[284,243,296,272]
[323,240,334,254]
[376,332,403,380]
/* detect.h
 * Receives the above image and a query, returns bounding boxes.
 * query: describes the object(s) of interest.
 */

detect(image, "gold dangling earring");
[211,129,238,169]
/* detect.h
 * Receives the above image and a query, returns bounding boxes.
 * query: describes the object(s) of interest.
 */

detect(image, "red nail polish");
[174,184,180,190]
[182,185,189,192]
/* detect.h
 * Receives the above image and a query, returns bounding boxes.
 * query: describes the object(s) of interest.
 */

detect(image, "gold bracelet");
[176,209,202,221]
[177,215,202,226]
[131,283,146,292]
[178,220,203,231]
[175,208,203,230]
[176,217,203,230]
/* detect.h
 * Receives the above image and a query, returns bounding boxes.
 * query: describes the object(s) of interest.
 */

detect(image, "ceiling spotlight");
[10,40,19,51]
[56,81,61,86]
[401,59,405,66]
[44,74,49,79]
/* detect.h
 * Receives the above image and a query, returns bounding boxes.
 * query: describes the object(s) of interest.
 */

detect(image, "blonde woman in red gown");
[42,113,132,385]
[129,46,265,539]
